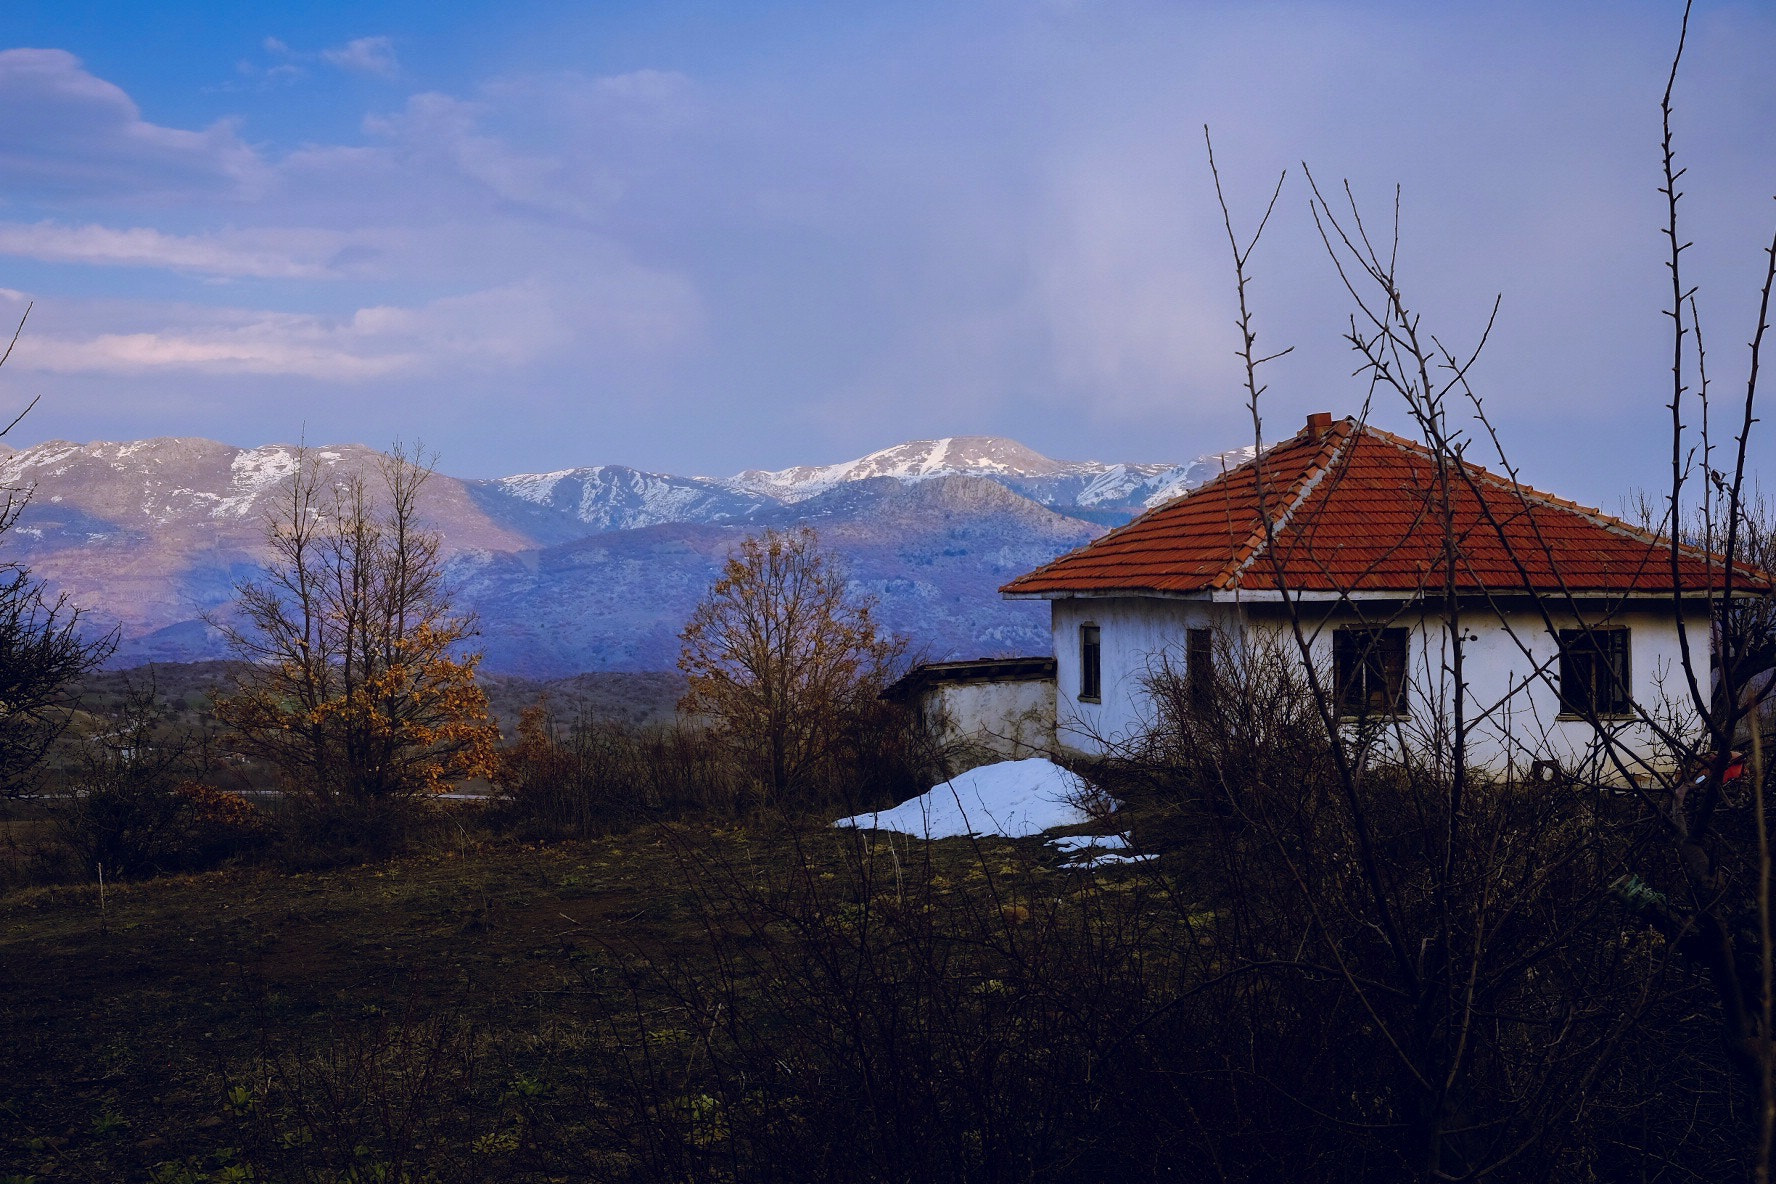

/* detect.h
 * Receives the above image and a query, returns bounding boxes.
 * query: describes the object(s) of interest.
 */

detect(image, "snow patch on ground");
[1068,851,1156,870]
[1049,833,1129,854]
[1047,830,1151,870]
[834,758,1102,840]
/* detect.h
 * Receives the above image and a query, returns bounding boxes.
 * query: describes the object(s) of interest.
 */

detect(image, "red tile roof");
[1002,416,1771,599]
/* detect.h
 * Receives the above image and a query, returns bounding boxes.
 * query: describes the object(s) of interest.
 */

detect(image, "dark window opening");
[1080,624,1101,702]
[1558,628,1631,717]
[1186,627,1214,707]
[1334,627,1409,718]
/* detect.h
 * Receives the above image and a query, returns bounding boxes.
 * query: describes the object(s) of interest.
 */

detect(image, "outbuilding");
[883,656,1057,767]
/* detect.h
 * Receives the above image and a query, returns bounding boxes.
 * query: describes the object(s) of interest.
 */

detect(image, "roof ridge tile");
[1216,419,1353,590]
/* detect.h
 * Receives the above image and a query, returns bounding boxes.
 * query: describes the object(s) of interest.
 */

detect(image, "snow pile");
[835,758,1102,840]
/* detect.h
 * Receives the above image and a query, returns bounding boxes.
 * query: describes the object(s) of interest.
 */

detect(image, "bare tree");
[1170,58,1776,1167]
[679,526,903,804]
[1608,3,1776,1171]
[214,443,497,802]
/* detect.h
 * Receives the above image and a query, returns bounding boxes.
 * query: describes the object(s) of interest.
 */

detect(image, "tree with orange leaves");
[214,443,496,802]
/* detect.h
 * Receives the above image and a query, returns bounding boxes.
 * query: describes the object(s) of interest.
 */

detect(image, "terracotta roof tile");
[1001,417,1771,599]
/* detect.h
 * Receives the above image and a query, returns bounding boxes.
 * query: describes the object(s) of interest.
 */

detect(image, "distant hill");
[0,433,1253,677]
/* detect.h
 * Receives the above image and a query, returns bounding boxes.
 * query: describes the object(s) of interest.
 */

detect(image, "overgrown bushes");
[491,696,931,840]
[53,684,263,879]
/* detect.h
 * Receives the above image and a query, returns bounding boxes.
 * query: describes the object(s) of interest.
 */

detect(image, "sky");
[0,1,1771,507]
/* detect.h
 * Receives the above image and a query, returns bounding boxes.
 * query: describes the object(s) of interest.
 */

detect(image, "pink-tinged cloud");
[8,270,702,380]
[0,221,343,279]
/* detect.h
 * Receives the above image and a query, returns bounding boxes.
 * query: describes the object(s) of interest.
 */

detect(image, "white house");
[1001,413,1769,784]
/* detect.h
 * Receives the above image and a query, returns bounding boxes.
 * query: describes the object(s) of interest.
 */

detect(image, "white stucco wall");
[1050,594,1710,782]
[924,678,1056,760]
[1052,597,1221,751]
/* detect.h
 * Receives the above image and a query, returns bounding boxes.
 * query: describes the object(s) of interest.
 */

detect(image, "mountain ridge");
[0,432,1255,677]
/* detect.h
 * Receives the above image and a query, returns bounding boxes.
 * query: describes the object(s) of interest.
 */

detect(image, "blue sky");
[0,1,1771,507]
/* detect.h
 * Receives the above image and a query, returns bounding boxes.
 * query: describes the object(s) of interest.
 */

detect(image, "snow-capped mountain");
[475,435,1253,535]
[469,465,767,543]
[727,436,1092,501]
[0,432,1253,676]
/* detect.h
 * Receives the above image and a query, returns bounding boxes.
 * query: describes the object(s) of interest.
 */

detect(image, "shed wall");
[924,679,1056,761]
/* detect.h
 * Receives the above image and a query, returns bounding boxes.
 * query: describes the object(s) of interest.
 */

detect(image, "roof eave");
[1000,587,1215,602]
[1003,585,1768,603]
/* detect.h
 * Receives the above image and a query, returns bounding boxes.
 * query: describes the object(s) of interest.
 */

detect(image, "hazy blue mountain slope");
[458,476,1101,677]
[0,433,1238,675]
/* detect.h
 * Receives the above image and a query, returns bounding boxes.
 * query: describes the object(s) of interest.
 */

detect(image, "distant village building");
[884,656,1056,768]
[1000,413,1770,784]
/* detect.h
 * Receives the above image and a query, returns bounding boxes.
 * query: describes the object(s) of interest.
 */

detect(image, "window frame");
[1186,627,1214,707]
[1333,626,1410,720]
[1079,622,1102,703]
[1557,627,1633,719]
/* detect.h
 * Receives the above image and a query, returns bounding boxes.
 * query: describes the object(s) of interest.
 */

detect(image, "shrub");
[491,705,747,838]
[57,775,264,880]
[55,684,264,879]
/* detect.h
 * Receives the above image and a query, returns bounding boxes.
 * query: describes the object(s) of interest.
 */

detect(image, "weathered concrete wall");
[924,678,1056,762]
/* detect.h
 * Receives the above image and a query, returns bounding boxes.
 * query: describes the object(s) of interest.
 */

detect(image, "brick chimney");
[1305,411,1333,440]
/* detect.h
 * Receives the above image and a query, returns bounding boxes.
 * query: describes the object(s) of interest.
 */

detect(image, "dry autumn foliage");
[679,526,903,802]
[215,443,497,801]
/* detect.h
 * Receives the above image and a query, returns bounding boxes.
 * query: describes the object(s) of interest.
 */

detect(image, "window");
[1186,627,1214,706]
[1333,627,1409,718]
[1079,623,1101,702]
[1558,628,1631,717]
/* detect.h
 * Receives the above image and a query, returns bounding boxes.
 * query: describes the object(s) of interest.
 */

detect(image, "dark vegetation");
[1,517,1770,1179]
[2,655,1768,1182]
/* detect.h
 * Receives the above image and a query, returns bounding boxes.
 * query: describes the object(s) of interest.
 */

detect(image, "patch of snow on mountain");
[730,436,1095,503]
[1141,445,1261,508]
[4,442,81,477]
[579,471,703,527]
[1075,464,1151,506]
[217,446,304,516]
[498,469,573,505]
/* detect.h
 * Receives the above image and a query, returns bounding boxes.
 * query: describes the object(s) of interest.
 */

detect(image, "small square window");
[1558,628,1631,717]
[1079,623,1101,702]
[1333,627,1409,718]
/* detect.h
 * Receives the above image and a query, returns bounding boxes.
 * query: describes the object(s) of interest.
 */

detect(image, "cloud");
[321,36,399,79]
[0,221,347,279]
[483,68,697,130]
[25,324,413,380]
[363,92,602,219]
[12,266,701,380]
[0,49,263,201]
[236,35,397,88]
